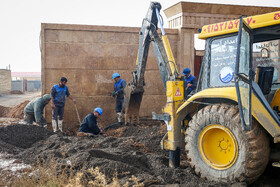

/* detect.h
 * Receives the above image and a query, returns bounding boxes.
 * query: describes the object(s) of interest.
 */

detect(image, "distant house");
[12,72,41,81]
[0,69,11,94]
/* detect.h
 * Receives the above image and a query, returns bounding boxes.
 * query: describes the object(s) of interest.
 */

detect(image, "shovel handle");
[74,104,81,124]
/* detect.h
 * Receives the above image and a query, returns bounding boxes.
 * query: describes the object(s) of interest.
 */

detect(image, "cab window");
[209,35,238,87]
[253,39,280,83]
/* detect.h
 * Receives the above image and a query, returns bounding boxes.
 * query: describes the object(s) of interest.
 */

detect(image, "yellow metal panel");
[176,87,280,137]
[162,35,179,76]
[162,81,184,151]
[271,88,280,109]
[198,11,280,39]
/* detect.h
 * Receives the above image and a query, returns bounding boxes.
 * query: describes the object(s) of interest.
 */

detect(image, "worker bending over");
[51,77,76,133]
[24,94,51,127]
[112,73,126,123]
[183,68,197,99]
[77,107,103,137]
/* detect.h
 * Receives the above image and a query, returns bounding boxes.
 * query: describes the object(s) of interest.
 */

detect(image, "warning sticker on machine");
[175,87,182,97]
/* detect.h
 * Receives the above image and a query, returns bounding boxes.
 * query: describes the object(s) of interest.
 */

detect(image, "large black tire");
[185,105,270,184]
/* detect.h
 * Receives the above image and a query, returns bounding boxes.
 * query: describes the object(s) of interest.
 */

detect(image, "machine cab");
[197,11,280,136]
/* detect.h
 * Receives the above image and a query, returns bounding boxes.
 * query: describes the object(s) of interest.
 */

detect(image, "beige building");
[12,72,41,81]
[0,69,11,94]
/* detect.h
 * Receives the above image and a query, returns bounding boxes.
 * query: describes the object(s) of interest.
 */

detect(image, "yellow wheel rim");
[198,124,238,170]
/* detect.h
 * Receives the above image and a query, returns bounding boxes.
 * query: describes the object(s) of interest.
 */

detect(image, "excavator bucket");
[124,85,144,125]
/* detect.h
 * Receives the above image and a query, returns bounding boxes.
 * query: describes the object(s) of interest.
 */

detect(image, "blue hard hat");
[94,107,103,116]
[112,73,120,79]
[183,68,191,75]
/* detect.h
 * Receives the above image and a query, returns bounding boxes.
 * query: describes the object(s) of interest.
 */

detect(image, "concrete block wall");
[11,80,24,92]
[41,24,178,123]
[0,69,11,94]
[27,80,41,92]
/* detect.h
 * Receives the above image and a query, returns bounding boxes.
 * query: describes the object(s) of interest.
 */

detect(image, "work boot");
[77,132,87,137]
[52,120,57,132]
[58,120,63,132]
[117,112,122,123]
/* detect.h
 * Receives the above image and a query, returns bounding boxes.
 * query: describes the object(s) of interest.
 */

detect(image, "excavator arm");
[125,2,184,168]
[129,2,179,93]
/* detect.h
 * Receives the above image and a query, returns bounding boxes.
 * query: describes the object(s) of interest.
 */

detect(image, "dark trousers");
[24,112,35,124]
[24,112,46,126]
[115,98,125,113]
[52,105,65,120]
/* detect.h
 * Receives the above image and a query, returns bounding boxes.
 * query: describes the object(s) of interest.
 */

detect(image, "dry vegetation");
[10,158,144,187]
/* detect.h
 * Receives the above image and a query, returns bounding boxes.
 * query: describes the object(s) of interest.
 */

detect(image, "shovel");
[74,103,81,124]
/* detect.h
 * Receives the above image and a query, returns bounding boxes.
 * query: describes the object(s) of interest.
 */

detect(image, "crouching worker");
[24,94,51,127]
[77,107,103,137]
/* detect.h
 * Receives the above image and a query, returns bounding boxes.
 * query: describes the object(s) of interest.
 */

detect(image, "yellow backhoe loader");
[125,2,280,184]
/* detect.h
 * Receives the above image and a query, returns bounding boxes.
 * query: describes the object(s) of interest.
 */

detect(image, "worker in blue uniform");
[77,107,103,137]
[183,68,197,99]
[112,73,126,123]
[51,77,76,132]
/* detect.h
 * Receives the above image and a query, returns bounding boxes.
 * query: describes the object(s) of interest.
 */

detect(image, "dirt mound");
[10,90,23,94]
[6,100,29,118]
[0,125,53,149]
[0,100,29,118]
[0,122,228,186]
[0,105,11,117]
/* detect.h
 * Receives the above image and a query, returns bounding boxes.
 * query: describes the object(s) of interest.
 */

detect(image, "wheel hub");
[198,124,238,170]
[219,138,232,152]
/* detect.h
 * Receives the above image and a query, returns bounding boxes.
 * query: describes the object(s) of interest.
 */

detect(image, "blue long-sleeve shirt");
[114,79,126,99]
[51,84,70,107]
[184,75,197,98]
[78,113,100,135]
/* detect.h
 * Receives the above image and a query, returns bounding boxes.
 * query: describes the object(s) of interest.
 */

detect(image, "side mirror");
[256,66,274,95]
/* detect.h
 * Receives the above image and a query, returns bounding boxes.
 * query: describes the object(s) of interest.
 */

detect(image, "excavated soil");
[0,123,233,186]
[0,101,29,119]
[0,106,11,117]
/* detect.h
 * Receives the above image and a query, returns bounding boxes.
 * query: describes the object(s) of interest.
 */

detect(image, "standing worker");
[183,68,197,99]
[51,77,76,133]
[77,107,103,137]
[112,73,126,123]
[24,94,51,127]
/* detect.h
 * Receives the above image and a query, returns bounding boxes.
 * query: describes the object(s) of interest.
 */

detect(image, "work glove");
[112,91,118,98]
[37,118,46,127]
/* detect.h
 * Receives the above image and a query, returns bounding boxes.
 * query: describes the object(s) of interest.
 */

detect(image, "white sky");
[0,0,279,72]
